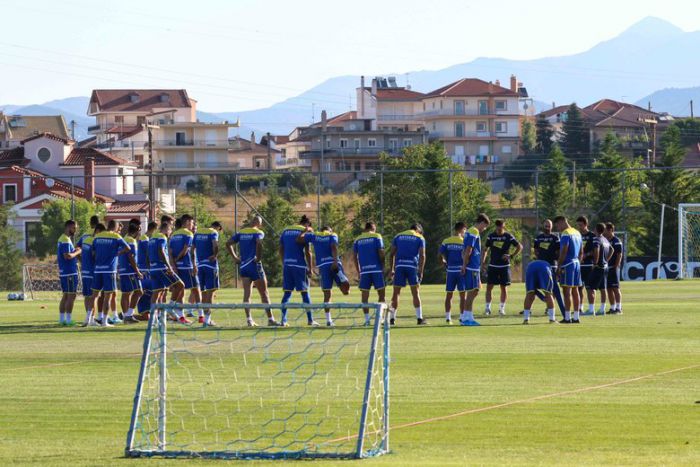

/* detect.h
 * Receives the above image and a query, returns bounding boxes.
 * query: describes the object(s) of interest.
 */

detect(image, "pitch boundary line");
[4,361,84,371]
[327,363,700,444]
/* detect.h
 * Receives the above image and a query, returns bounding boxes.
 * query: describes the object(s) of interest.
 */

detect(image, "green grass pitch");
[1,281,699,466]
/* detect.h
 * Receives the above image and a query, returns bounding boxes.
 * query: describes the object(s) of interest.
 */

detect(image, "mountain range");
[2,16,700,139]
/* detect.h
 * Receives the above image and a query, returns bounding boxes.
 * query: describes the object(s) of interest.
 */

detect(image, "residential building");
[0,113,70,149]
[87,89,238,188]
[229,132,282,170]
[356,76,426,132]
[0,133,148,253]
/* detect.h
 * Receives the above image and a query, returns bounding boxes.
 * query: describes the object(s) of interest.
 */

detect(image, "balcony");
[152,139,229,148]
[299,147,403,159]
[376,114,421,122]
[419,108,521,118]
[158,160,241,170]
[429,130,495,139]
[87,124,101,133]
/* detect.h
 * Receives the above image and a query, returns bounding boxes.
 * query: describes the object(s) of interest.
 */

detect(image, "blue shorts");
[445,271,466,292]
[60,274,78,294]
[319,263,348,291]
[177,269,200,290]
[487,266,511,286]
[137,286,152,313]
[119,274,143,293]
[150,269,180,291]
[465,269,481,291]
[240,261,265,282]
[282,265,308,292]
[198,266,220,291]
[526,265,553,294]
[393,267,419,288]
[586,267,607,291]
[607,267,620,288]
[92,272,117,293]
[358,271,385,291]
[81,276,93,297]
[560,261,581,287]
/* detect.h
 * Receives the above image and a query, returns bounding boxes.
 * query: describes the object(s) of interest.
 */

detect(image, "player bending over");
[482,219,522,316]
[119,222,144,323]
[227,216,279,327]
[353,222,386,326]
[604,223,623,315]
[522,260,557,324]
[533,219,565,318]
[460,213,491,326]
[148,222,185,321]
[554,216,582,324]
[279,215,317,326]
[195,221,223,325]
[297,225,350,326]
[57,220,81,326]
[439,222,467,324]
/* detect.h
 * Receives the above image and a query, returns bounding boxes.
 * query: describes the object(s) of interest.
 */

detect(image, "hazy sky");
[1,0,699,111]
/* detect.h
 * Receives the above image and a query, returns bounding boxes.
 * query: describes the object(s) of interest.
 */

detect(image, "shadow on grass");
[0,323,148,335]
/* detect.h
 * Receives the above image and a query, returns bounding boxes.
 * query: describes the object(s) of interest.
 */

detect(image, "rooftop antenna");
[311,103,315,124]
[405,72,410,88]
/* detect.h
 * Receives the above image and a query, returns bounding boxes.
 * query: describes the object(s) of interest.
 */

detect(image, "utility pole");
[691,100,694,119]
[70,120,76,140]
[643,118,658,167]
[145,121,160,220]
[266,131,272,170]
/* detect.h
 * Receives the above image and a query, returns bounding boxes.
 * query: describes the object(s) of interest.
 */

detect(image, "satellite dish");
[45,178,55,188]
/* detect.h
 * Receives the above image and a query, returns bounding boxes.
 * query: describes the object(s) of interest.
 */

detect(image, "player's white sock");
[460,311,466,321]
[598,304,606,313]
[325,311,332,323]
[499,302,506,312]
[65,312,72,323]
[564,311,571,321]
[523,310,530,320]
[389,308,396,319]
[464,311,474,321]
[485,302,491,312]
[59,312,65,323]
[573,311,580,321]
[617,300,622,311]
[415,307,422,319]
[588,304,594,313]
[445,311,451,321]
[85,309,92,323]
[198,309,204,318]
[126,308,134,317]
[547,308,555,321]
[205,311,212,324]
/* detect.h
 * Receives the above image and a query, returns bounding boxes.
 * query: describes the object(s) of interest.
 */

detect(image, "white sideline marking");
[5,361,84,371]
[328,363,700,444]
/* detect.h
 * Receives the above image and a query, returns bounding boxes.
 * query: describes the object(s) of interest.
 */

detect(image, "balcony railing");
[429,131,495,138]
[152,139,228,147]
[376,114,421,121]
[159,161,240,169]
[420,108,520,117]
[299,147,404,159]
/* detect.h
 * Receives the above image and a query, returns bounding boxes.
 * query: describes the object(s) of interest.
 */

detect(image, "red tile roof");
[61,147,136,167]
[425,78,519,98]
[107,200,149,214]
[0,147,29,167]
[20,132,72,144]
[537,105,571,119]
[583,99,660,127]
[309,111,358,128]
[89,89,192,113]
[375,88,425,100]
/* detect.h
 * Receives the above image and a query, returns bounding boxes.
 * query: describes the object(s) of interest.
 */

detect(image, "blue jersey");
[439,235,465,272]
[92,231,129,274]
[279,225,307,268]
[137,234,150,271]
[118,235,138,275]
[462,226,482,271]
[392,230,425,269]
[169,229,194,269]
[76,234,94,277]
[353,232,384,274]
[306,231,339,267]
[148,233,169,271]
[231,227,264,267]
[609,235,623,267]
[57,234,78,276]
[592,235,611,268]
[195,228,220,269]
[560,227,582,265]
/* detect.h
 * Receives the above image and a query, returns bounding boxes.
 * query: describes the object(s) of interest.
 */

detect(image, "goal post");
[22,263,84,300]
[678,203,700,279]
[125,302,390,460]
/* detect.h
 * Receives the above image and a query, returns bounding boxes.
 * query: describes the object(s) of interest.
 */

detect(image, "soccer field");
[1,281,699,466]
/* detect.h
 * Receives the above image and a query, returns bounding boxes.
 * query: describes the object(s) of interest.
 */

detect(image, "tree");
[670,118,700,146]
[538,145,572,220]
[520,119,537,155]
[176,193,216,228]
[535,114,555,155]
[320,196,362,257]
[254,183,297,287]
[0,205,22,290]
[35,199,106,258]
[356,142,491,283]
[560,103,590,163]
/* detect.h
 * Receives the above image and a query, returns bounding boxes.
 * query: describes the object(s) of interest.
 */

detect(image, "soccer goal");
[125,302,390,460]
[22,263,83,300]
[678,203,700,279]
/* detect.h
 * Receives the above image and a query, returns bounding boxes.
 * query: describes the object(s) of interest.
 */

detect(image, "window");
[37,147,51,163]
[114,115,124,124]
[137,116,146,126]
[354,162,361,171]
[389,139,398,151]
[440,100,443,109]
[455,122,465,137]
[335,161,352,171]
[365,161,381,170]
[25,222,42,255]
[3,184,17,203]
[495,100,507,111]
[402,138,412,148]
[354,138,361,149]
[495,121,508,133]
[432,122,436,130]
[478,100,489,115]
[502,145,512,154]
[476,121,487,133]
[368,138,377,148]
[454,100,465,115]
[325,138,331,149]
[340,138,348,148]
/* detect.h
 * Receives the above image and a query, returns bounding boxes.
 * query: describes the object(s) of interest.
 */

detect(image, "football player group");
[54,211,622,328]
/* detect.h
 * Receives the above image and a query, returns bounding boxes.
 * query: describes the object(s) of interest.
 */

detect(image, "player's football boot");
[417,318,429,325]
[178,316,192,325]
[268,319,281,327]
[307,320,320,327]
[559,319,572,324]
[247,320,258,327]
[389,318,396,326]
[460,319,481,326]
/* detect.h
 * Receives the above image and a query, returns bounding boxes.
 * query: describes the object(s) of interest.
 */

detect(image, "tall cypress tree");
[539,145,572,220]
[561,103,590,163]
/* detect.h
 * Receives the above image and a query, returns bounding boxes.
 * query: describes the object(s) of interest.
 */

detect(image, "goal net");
[125,302,390,460]
[678,203,700,279]
[22,263,83,300]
